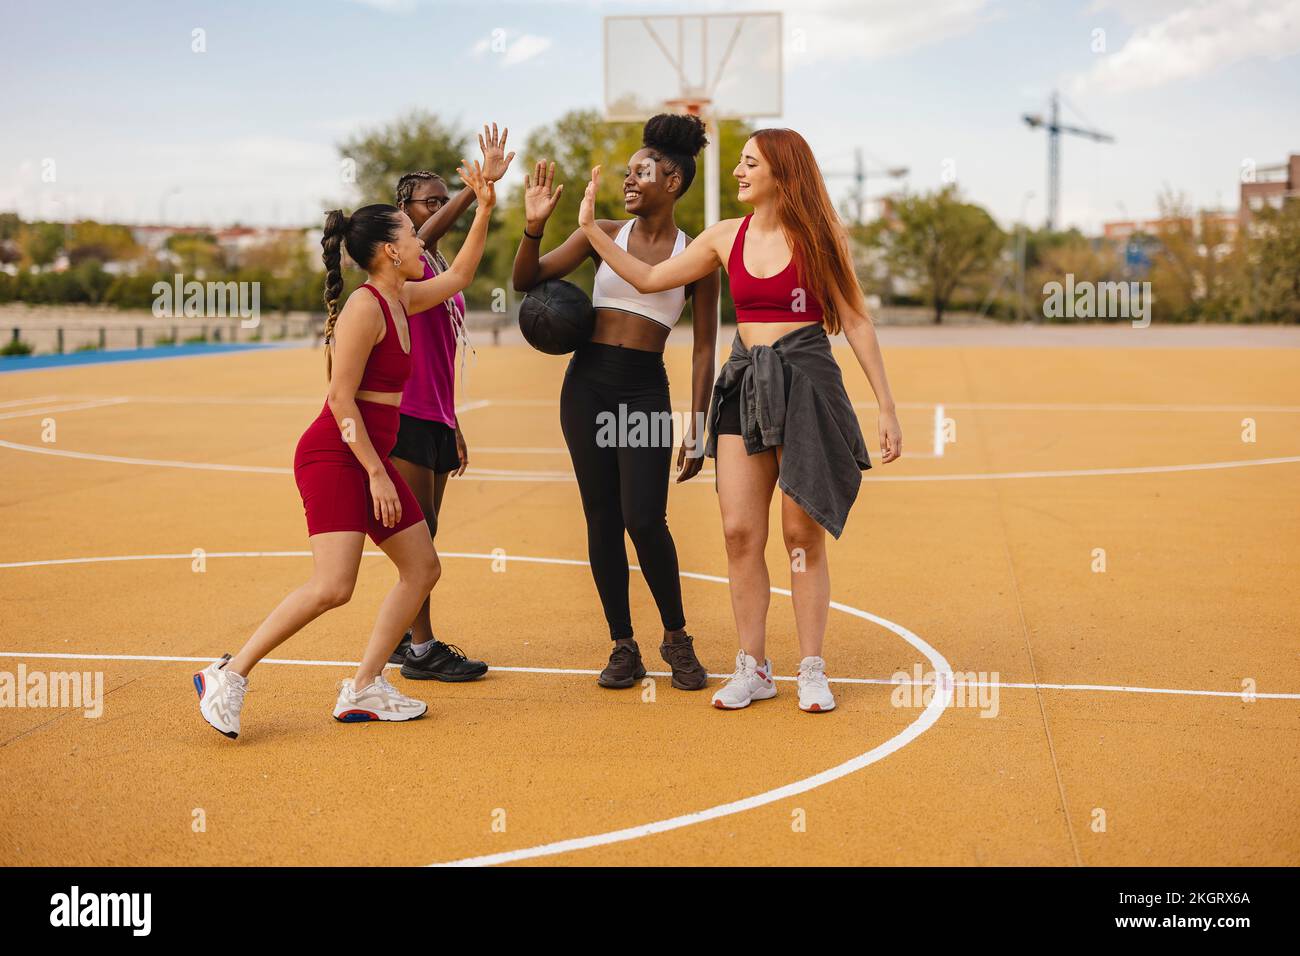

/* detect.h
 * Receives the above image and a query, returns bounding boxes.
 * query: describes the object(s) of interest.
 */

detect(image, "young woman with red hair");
[578,127,902,713]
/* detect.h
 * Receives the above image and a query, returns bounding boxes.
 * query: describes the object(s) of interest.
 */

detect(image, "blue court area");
[0,341,303,373]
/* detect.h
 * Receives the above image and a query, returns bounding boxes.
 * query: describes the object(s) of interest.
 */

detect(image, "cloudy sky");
[2,0,1297,233]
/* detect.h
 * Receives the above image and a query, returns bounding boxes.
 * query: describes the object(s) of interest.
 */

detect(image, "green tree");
[1239,200,1300,323]
[18,222,64,268]
[338,110,471,208]
[882,186,1004,323]
[68,220,140,267]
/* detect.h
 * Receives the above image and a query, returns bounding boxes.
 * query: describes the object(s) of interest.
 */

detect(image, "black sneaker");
[399,639,489,682]
[388,631,413,666]
[659,633,709,690]
[597,638,646,689]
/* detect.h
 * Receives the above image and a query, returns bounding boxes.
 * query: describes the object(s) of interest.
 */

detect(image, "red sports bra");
[355,283,412,392]
[727,215,825,324]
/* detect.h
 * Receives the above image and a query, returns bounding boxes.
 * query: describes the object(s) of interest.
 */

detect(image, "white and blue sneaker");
[193,654,246,739]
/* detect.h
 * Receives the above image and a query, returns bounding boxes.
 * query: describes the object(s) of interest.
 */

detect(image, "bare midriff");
[737,319,821,350]
[354,390,403,406]
[590,309,671,352]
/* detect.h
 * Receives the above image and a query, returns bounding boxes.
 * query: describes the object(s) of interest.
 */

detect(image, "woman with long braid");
[385,123,514,681]
[577,128,903,713]
[193,161,496,739]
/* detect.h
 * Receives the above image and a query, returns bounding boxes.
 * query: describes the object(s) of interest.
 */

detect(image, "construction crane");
[1023,91,1114,231]
[823,148,909,227]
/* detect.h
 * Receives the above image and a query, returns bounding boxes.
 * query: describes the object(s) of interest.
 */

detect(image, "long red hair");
[750,128,865,335]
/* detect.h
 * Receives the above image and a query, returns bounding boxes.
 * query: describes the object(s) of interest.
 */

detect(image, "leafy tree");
[68,220,140,267]
[18,222,64,268]
[338,110,471,209]
[882,186,1004,323]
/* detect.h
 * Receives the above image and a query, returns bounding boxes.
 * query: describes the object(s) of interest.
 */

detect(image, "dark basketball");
[518,279,595,355]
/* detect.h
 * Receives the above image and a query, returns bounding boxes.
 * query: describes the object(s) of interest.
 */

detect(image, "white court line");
[0,650,1292,701]
[2,551,1295,704]
[2,435,1295,483]
[0,546,954,867]
[20,394,1300,414]
[0,395,59,408]
[0,398,130,421]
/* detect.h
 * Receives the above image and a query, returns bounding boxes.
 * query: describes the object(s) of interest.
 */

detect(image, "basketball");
[518,278,596,354]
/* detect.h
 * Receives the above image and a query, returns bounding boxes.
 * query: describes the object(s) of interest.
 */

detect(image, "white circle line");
[1,550,1297,698]
[0,547,950,866]
[2,436,1298,483]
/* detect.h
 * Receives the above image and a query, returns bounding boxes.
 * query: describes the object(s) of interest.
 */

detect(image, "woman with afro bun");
[513,113,720,693]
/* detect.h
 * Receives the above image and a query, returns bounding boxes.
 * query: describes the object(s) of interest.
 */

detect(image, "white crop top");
[591,219,688,329]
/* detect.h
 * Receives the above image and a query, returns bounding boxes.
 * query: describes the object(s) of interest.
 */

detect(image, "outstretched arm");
[416,123,515,247]
[405,160,496,314]
[578,166,728,292]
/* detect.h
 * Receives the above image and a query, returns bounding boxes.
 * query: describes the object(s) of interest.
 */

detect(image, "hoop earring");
[391,256,401,267]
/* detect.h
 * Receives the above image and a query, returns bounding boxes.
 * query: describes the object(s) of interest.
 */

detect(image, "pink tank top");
[399,255,464,427]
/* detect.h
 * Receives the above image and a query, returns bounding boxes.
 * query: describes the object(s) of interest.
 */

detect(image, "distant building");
[1240,154,1299,224]
[1101,213,1239,244]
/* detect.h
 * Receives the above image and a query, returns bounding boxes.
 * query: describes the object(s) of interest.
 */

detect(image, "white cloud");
[502,34,552,66]
[1074,0,1300,94]
[469,31,552,67]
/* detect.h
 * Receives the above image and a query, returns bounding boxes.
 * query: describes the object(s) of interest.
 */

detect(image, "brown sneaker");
[659,633,709,690]
[597,638,646,689]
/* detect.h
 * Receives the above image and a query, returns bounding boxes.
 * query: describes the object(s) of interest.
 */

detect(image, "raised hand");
[523,160,564,227]
[578,166,600,231]
[478,122,516,183]
[457,158,496,211]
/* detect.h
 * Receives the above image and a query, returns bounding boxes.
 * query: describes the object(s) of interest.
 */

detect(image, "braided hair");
[320,204,402,378]
[395,170,446,207]
[642,113,709,196]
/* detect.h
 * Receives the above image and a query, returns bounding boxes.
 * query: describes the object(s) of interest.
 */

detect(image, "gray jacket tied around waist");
[704,323,871,539]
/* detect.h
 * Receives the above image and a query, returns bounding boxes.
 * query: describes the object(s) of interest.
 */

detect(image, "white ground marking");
[3,434,1296,483]
[933,403,945,458]
[0,649,1292,701]
[1,552,1293,705]
[18,394,1300,414]
[0,547,954,866]
[0,398,129,421]
[0,395,58,408]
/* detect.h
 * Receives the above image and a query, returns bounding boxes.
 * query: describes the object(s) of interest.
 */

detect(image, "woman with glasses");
[386,123,515,682]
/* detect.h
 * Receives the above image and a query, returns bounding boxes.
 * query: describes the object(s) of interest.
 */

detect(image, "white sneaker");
[711,650,777,710]
[797,656,836,712]
[333,673,428,723]
[193,653,246,739]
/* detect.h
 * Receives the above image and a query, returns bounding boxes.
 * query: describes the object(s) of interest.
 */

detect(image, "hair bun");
[643,113,708,157]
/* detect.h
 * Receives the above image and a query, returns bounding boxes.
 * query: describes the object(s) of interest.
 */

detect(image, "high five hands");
[578,166,601,231]
[457,159,496,210]
[478,123,516,183]
[524,161,565,226]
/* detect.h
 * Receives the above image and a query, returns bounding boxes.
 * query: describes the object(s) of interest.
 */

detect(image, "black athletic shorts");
[391,414,460,474]
[713,359,793,437]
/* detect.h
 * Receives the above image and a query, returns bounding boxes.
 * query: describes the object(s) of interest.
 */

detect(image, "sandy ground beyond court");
[0,331,1297,866]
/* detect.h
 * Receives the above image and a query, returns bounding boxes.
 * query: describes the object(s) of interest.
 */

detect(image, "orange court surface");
[1,327,1297,867]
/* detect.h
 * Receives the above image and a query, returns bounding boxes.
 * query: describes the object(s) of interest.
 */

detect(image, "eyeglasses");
[405,197,449,210]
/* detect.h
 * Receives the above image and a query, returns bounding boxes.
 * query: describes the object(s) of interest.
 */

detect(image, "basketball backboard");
[603,12,784,122]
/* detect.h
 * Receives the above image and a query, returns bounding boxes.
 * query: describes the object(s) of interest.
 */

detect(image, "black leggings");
[560,342,686,641]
